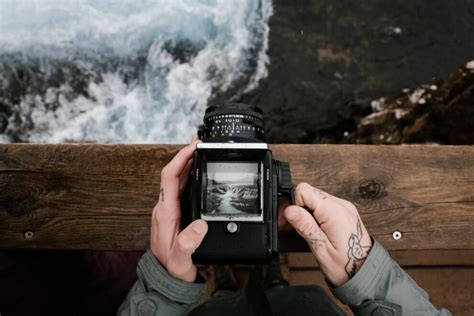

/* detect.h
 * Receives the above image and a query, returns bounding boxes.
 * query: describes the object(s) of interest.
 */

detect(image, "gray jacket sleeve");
[331,240,452,316]
[117,249,206,316]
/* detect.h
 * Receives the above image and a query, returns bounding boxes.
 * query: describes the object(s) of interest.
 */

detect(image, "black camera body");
[182,103,294,264]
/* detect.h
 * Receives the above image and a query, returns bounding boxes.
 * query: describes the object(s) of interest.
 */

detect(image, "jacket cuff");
[330,239,391,305]
[137,249,206,306]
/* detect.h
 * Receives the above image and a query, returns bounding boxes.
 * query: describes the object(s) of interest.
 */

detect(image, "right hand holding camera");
[283,183,373,287]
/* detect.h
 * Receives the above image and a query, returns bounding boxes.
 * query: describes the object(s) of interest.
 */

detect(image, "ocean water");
[0,0,273,143]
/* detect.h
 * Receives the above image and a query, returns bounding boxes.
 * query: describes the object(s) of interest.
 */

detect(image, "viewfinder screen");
[203,162,260,216]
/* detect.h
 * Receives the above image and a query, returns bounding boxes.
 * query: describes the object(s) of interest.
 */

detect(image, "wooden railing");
[1,144,472,265]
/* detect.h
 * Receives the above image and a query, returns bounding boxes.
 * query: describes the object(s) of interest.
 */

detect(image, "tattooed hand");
[150,136,207,283]
[283,183,373,286]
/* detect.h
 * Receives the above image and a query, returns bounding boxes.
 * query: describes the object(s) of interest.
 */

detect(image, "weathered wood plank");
[0,144,473,255]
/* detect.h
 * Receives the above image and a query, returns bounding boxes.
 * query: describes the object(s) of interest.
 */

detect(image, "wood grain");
[0,144,473,257]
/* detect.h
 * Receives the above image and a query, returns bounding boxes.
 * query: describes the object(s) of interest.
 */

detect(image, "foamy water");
[0,0,273,143]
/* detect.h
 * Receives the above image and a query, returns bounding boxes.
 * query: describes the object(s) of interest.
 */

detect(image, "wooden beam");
[0,144,472,255]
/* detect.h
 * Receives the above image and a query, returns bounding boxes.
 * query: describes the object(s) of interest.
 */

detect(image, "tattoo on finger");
[307,230,326,249]
[313,188,331,200]
[160,187,165,202]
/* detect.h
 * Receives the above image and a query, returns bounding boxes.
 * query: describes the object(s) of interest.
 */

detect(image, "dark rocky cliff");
[350,62,474,144]
[239,0,474,144]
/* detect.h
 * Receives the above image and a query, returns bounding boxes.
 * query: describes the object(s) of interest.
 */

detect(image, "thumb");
[168,219,208,282]
[277,198,292,231]
[173,219,208,262]
[284,205,332,252]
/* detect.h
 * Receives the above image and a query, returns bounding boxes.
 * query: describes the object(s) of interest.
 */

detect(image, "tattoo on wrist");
[345,217,371,280]
[160,187,164,202]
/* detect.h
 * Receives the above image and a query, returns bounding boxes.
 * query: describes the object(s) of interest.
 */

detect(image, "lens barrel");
[198,103,266,142]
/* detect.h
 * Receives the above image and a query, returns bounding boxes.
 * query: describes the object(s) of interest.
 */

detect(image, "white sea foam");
[0,0,273,143]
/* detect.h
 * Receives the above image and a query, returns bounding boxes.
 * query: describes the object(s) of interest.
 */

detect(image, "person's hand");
[150,136,208,283]
[283,183,373,286]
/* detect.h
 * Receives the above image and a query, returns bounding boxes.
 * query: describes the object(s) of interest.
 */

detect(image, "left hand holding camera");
[150,137,208,283]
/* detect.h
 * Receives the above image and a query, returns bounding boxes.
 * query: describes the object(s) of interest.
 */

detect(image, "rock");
[0,113,8,134]
[350,64,474,144]
[239,0,474,144]
[2,1,474,144]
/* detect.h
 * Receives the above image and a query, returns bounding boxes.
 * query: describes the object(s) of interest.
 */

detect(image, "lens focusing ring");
[199,103,266,142]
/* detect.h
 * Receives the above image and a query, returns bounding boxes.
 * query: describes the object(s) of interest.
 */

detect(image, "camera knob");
[278,162,293,190]
[275,161,295,204]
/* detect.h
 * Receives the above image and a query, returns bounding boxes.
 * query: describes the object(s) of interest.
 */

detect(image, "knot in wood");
[2,195,34,217]
[358,180,382,199]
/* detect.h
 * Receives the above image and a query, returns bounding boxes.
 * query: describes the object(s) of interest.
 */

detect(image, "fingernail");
[286,210,300,221]
[193,220,207,234]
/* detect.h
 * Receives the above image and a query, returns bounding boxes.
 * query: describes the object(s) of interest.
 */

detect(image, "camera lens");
[198,103,265,142]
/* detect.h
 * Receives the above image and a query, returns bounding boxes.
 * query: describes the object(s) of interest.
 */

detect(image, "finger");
[167,218,207,282]
[277,198,292,231]
[284,205,332,252]
[179,135,198,192]
[179,159,193,193]
[294,183,341,225]
[167,219,207,282]
[172,219,208,263]
[162,140,200,182]
[160,140,201,204]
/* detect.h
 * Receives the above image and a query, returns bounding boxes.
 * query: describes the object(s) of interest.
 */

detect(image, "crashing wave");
[0,0,273,143]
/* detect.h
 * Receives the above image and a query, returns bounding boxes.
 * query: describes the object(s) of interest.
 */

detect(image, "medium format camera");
[181,103,294,264]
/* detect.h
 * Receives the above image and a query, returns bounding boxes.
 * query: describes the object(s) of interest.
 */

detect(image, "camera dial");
[198,103,265,142]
